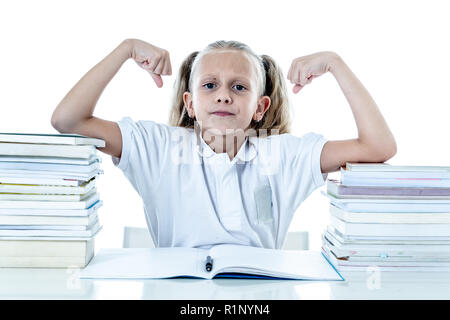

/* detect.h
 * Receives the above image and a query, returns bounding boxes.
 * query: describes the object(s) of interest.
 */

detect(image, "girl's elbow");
[51,114,63,133]
[364,141,397,163]
[51,111,72,133]
[377,142,397,162]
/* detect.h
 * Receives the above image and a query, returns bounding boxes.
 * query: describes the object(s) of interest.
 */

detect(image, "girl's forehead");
[197,50,257,79]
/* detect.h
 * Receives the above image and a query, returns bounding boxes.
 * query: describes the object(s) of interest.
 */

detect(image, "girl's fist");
[287,51,338,94]
[126,39,172,88]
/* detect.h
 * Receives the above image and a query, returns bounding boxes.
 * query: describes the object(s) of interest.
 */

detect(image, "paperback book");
[80,245,344,281]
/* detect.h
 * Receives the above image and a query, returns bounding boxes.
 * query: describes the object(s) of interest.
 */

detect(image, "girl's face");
[183,50,270,136]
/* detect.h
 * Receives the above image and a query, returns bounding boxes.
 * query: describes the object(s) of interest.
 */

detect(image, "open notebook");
[80,244,344,281]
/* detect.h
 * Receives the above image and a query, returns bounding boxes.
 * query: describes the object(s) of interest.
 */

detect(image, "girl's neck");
[202,130,247,161]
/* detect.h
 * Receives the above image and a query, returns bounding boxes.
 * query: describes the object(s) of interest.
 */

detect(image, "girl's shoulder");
[119,116,191,136]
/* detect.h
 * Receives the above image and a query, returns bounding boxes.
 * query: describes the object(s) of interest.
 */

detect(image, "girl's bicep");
[73,117,122,158]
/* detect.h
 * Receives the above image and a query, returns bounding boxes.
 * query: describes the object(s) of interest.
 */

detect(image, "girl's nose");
[216,91,232,104]
[216,97,231,103]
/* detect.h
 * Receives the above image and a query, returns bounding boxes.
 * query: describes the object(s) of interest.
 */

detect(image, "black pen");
[205,255,213,272]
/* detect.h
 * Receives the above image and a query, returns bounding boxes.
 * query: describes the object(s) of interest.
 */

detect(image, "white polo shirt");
[112,117,328,249]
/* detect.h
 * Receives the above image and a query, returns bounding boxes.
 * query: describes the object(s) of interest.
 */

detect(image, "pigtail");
[168,51,199,128]
[250,55,292,135]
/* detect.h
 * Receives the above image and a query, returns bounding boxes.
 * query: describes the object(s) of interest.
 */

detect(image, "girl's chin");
[201,125,246,136]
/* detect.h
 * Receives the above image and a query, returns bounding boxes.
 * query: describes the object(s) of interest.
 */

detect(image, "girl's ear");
[253,96,271,121]
[183,91,195,118]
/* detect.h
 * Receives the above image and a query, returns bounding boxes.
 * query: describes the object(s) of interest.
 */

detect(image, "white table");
[1,268,450,299]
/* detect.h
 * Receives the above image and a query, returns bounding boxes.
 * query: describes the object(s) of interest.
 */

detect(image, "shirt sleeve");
[111,117,171,196]
[280,132,328,212]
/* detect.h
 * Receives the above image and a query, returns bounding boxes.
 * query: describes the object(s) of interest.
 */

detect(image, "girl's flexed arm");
[51,39,172,158]
[287,52,397,173]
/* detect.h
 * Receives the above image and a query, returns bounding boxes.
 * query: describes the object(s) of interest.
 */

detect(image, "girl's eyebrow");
[200,74,251,83]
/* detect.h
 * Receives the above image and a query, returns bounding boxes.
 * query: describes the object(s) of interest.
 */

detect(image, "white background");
[0,0,449,251]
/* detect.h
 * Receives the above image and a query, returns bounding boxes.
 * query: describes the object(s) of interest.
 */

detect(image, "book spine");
[341,176,450,188]
[0,256,89,268]
[0,200,102,216]
[0,239,92,256]
[342,170,450,179]
[0,194,98,209]
[331,215,450,237]
[0,177,81,186]
[0,144,96,159]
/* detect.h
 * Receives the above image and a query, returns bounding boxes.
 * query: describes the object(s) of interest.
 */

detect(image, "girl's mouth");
[212,112,234,117]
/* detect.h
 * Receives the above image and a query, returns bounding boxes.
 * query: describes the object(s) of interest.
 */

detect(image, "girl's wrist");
[121,39,134,59]
[327,52,345,75]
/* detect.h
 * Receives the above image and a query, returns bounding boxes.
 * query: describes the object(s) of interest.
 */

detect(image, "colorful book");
[0,238,94,257]
[0,200,102,216]
[0,174,98,186]
[322,231,450,259]
[340,176,450,188]
[327,225,450,241]
[327,179,450,197]
[0,155,101,165]
[346,162,450,172]
[0,254,94,268]
[0,169,101,180]
[330,214,450,237]
[341,167,450,180]
[0,220,98,231]
[0,193,99,209]
[326,225,450,245]
[321,244,450,271]
[0,133,105,147]
[0,212,98,225]
[0,161,100,173]
[0,178,95,195]
[0,222,101,237]
[329,203,450,224]
[322,191,450,212]
[0,143,96,159]
[0,187,96,202]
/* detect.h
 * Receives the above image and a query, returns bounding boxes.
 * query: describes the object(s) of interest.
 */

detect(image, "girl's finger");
[293,64,302,84]
[293,84,303,94]
[287,64,293,82]
[162,57,172,75]
[150,72,163,88]
[162,59,172,76]
[287,61,297,83]
[154,58,165,75]
[300,72,311,86]
[165,53,172,75]
[147,55,162,72]
[306,75,315,84]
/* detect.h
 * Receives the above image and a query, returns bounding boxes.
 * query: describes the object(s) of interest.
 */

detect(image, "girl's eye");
[233,84,246,91]
[202,83,246,91]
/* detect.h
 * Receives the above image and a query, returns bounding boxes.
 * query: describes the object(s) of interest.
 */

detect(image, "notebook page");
[210,244,343,281]
[80,248,207,279]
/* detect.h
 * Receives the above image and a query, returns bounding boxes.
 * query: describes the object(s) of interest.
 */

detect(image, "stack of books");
[0,133,104,268]
[321,162,450,272]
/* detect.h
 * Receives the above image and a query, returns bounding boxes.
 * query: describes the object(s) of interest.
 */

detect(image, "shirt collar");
[193,125,257,162]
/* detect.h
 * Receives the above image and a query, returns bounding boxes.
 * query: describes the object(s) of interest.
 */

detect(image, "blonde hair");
[168,40,292,136]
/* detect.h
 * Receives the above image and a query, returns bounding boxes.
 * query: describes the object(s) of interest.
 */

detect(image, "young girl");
[51,39,396,249]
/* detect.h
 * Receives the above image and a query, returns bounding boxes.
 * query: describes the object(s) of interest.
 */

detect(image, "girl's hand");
[287,51,338,94]
[127,39,172,88]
